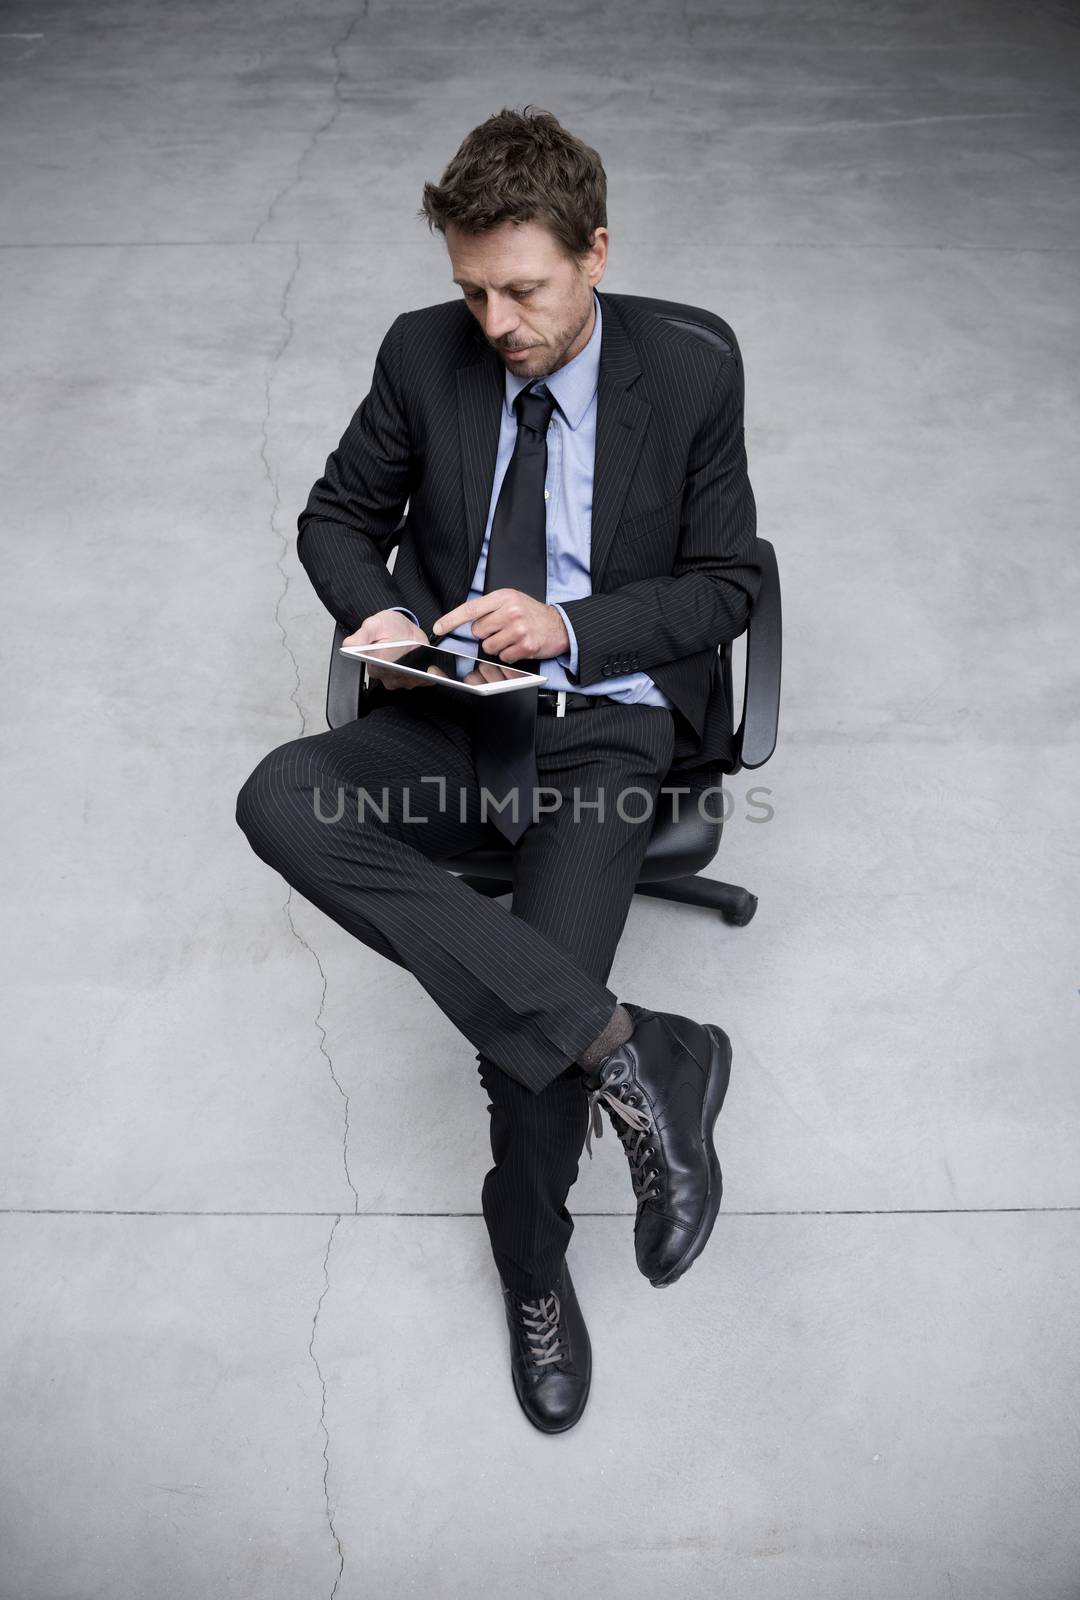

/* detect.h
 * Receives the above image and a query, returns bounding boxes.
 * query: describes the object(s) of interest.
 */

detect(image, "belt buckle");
[554,689,567,718]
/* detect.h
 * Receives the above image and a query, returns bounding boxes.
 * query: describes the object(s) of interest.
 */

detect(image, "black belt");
[536,688,610,717]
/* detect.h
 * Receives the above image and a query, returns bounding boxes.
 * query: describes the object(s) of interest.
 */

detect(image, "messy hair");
[418,105,607,263]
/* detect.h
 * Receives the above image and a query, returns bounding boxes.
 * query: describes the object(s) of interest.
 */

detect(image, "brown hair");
[418,105,607,263]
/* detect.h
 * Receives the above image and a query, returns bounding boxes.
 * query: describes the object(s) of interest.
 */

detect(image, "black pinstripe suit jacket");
[297,290,761,774]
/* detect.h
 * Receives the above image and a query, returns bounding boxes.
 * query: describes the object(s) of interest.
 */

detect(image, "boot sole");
[649,1025,732,1287]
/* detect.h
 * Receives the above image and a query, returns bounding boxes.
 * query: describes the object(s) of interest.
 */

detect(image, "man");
[235,106,760,1435]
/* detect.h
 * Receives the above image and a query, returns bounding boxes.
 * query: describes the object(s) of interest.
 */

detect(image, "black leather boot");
[501,1258,591,1433]
[579,1002,732,1287]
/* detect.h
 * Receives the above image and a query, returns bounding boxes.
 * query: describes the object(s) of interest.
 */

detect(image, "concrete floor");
[2,1,1078,1596]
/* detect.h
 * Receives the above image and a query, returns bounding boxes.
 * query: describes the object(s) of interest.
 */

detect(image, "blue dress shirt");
[388,289,674,710]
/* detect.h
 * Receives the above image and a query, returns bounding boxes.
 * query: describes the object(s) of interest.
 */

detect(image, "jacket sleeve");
[556,351,760,688]
[296,312,416,634]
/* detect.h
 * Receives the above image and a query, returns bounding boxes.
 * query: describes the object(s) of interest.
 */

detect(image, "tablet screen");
[340,641,547,694]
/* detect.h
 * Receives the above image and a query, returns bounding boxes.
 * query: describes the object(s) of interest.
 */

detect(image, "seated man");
[235,106,761,1436]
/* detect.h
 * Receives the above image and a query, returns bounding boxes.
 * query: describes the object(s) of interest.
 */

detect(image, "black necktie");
[472,381,557,844]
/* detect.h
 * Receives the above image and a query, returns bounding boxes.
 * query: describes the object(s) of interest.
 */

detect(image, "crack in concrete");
[283,895,361,1213]
[740,111,1049,136]
[259,236,306,735]
[309,1214,346,1595]
[251,6,369,245]
[252,28,372,1585]
[257,230,360,1208]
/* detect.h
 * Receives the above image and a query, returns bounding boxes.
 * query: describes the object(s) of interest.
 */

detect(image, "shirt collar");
[503,289,602,432]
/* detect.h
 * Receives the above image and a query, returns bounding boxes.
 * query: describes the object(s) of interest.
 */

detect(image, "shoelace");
[582,1073,664,1204]
[515,1290,567,1369]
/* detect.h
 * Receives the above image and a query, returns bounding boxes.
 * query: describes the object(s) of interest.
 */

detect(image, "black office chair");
[325,295,782,926]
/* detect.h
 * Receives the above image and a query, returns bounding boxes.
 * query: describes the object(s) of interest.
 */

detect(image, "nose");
[482,295,522,345]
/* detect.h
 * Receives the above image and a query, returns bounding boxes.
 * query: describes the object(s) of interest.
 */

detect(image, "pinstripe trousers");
[235,683,676,1297]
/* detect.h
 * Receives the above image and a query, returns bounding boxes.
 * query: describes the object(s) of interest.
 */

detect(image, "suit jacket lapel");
[589,291,648,589]
[455,346,503,603]
[454,291,649,600]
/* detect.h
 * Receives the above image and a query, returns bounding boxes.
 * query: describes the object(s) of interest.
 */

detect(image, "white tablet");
[339,640,549,696]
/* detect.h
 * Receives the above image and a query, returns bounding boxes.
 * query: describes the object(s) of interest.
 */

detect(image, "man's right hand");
[343,610,433,691]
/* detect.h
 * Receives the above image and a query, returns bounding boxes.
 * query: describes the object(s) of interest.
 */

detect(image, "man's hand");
[431,590,569,664]
[343,609,430,691]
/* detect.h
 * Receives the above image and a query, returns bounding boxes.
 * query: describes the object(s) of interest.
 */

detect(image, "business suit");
[235,288,759,1296]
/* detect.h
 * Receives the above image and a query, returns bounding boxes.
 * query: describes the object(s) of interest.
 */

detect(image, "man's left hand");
[432,590,569,664]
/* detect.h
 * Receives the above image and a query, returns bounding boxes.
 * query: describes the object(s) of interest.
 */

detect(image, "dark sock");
[574,1002,634,1072]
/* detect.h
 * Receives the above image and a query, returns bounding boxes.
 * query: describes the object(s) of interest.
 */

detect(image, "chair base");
[634,875,758,926]
[453,871,757,926]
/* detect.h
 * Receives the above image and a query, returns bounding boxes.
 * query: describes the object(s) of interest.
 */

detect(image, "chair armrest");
[323,514,410,729]
[327,621,366,729]
[731,536,781,770]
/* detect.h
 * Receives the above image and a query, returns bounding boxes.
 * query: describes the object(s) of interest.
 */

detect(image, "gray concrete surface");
[2,2,1078,1596]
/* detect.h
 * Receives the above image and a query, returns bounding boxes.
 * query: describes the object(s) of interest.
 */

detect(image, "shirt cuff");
[550,602,579,677]
[386,606,421,630]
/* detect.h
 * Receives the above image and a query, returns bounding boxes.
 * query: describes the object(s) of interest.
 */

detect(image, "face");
[446,217,608,380]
